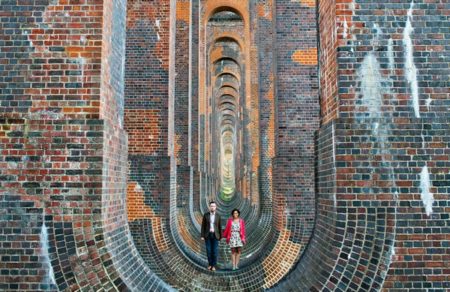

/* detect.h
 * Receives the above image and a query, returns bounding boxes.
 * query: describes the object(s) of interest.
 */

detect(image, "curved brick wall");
[275,0,450,290]
[1,0,449,291]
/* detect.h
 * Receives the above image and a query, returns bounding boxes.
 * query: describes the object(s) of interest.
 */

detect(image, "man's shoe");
[207,266,212,270]
[211,267,216,271]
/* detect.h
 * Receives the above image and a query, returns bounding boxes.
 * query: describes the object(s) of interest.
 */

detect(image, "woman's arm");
[241,219,246,244]
[222,219,231,238]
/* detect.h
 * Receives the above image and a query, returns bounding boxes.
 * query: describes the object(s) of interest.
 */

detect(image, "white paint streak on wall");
[343,19,348,39]
[40,223,56,286]
[373,23,382,39]
[426,97,432,110]
[403,1,420,118]
[387,38,395,74]
[358,53,383,116]
[420,165,434,216]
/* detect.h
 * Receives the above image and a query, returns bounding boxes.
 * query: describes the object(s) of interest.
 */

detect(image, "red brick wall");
[0,1,104,120]
[0,1,140,290]
[1,0,449,291]
[124,0,170,156]
[318,0,339,124]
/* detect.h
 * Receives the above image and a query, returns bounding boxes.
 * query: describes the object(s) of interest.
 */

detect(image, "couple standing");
[200,201,246,271]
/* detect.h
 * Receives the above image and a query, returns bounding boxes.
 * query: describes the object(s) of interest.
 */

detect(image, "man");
[201,201,222,271]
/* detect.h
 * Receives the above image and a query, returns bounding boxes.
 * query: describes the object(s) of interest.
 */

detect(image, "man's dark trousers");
[205,232,218,267]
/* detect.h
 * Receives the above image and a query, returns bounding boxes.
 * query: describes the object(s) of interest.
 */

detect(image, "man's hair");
[209,201,216,205]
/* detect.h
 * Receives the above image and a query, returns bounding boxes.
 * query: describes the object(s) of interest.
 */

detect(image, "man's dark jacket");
[201,212,222,240]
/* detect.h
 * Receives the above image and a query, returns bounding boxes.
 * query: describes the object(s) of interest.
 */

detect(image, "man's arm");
[218,216,223,239]
[200,213,206,240]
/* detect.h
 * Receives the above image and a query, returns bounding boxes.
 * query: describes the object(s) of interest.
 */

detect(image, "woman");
[222,208,246,270]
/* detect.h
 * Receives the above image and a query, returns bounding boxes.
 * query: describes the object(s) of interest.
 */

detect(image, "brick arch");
[204,1,249,27]
[219,94,238,103]
[209,33,245,54]
[215,72,241,84]
[219,101,237,112]
[213,76,240,88]
[3,0,448,291]
[123,0,305,290]
[212,78,240,91]
[214,66,241,79]
[216,83,241,96]
[213,56,241,67]
[219,94,238,102]
[213,35,245,51]
[216,68,240,77]
[221,117,235,125]
[220,116,236,126]
[210,49,242,65]
[217,93,239,126]
[216,86,239,97]
[219,95,238,110]
[220,110,237,121]
[221,125,235,135]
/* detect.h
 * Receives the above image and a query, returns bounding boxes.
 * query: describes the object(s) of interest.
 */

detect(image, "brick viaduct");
[0,0,449,291]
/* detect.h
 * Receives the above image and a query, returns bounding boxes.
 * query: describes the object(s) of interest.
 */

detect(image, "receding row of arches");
[123,0,317,289]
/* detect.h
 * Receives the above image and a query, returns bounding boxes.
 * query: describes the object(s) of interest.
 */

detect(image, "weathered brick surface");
[0,119,123,291]
[123,1,173,288]
[318,0,339,124]
[272,0,320,278]
[0,1,103,120]
[124,0,169,155]
[275,118,450,291]
[1,0,449,291]
[174,0,190,166]
[334,1,449,119]
[0,0,151,290]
